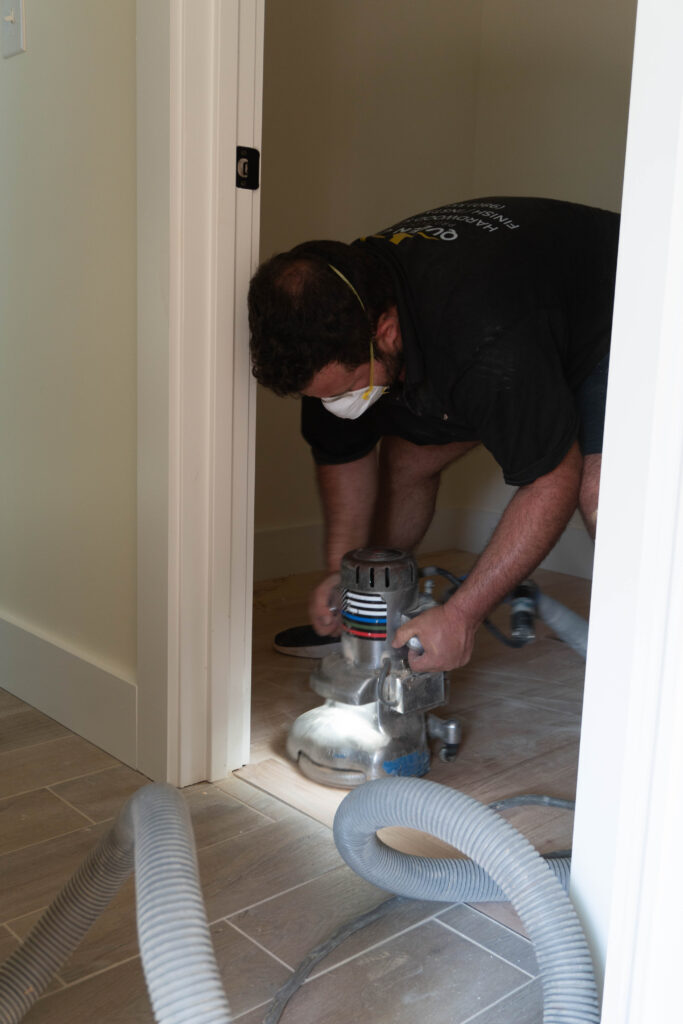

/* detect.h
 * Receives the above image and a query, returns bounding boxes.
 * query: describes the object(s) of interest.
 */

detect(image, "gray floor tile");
[467,977,542,1023]
[199,816,343,921]
[279,920,530,1024]
[233,868,453,975]
[182,783,275,849]
[0,822,109,923]
[22,957,154,1023]
[0,734,117,800]
[50,765,150,822]
[215,773,303,822]
[0,708,70,753]
[466,901,529,938]
[210,919,292,1017]
[232,1006,271,1024]
[0,688,28,716]
[0,788,92,855]
[436,904,538,975]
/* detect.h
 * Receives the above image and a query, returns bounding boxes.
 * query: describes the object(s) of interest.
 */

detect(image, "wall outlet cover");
[1,0,26,59]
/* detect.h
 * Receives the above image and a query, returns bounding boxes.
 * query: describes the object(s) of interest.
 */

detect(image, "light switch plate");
[2,0,26,58]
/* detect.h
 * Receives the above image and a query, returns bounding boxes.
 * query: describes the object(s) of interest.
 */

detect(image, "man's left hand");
[392,602,477,673]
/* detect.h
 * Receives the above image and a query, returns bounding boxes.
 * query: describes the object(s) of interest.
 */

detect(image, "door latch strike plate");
[236,146,260,190]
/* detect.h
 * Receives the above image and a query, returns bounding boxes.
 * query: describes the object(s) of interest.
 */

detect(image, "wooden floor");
[0,548,591,1022]
[246,548,589,860]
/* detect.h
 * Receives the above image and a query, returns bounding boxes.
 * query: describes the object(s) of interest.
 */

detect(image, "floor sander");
[286,548,466,788]
[286,547,586,789]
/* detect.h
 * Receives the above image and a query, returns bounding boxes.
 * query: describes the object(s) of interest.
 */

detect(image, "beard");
[376,347,405,388]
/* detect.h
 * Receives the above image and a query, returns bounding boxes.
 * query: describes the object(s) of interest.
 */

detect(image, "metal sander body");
[286,549,458,788]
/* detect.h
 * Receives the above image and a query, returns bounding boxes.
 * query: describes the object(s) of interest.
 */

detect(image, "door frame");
[137,0,264,785]
[570,0,683,1009]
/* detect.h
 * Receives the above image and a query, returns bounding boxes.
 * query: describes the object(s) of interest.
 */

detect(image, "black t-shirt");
[302,196,619,485]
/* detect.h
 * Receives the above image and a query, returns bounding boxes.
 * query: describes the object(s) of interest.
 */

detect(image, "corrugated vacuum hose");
[0,783,232,1024]
[333,777,599,1024]
[0,778,597,1023]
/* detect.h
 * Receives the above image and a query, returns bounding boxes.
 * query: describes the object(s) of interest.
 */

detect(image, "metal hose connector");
[333,776,598,1024]
[0,784,231,1024]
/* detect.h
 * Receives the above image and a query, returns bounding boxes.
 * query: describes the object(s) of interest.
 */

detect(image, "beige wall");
[256,0,482,575]
[255,0,638,580]
[474,0,638,207]
[435,0,638,533]
[0,0,137,681]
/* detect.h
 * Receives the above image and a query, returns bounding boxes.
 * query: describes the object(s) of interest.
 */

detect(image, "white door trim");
[137,0,263,785]
[209,0,264,783]
[570,0,683,1011]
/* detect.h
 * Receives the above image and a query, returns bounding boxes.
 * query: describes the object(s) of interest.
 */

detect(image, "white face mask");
[322,383,387,419]
[321,339,389,419]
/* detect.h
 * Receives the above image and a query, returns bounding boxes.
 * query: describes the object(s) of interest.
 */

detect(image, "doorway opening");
[243,1,637,862]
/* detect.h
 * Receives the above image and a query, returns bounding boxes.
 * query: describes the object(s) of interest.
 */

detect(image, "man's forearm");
[316,452,378,571]
[448,443,583,628]
[392,443,584,672]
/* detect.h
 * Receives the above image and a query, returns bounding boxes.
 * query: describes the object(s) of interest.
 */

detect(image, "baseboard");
[254,506,594,581]
[0,616,137,767]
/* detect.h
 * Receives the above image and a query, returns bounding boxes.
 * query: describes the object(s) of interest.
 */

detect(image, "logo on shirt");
[377,200,521,243]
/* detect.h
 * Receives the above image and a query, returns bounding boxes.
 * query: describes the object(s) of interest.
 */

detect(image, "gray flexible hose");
[0,784,231,1024]
[333,777,598,1024]
[536,592,589,659]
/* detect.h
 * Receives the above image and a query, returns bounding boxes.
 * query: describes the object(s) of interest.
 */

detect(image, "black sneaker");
[273,625,342,658]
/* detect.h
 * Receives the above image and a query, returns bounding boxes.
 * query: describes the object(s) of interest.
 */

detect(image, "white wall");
[254,0,638,582]
[0,0,137,762]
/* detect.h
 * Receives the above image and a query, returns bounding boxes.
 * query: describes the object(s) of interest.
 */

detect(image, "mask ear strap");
[327,263,366,311]
[327,263,387,402]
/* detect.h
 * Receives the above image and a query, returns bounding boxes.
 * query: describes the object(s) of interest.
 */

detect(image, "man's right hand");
[309,572,343,636]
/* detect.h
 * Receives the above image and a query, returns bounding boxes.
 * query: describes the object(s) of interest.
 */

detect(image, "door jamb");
[137,0,263,785]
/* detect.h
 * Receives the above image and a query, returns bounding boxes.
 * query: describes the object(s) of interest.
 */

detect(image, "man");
[248,197,619,672]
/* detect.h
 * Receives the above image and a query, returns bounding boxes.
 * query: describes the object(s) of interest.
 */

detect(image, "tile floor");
[0,549,590,1022]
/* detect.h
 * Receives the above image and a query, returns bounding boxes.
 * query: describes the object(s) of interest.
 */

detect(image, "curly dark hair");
[248,239,395,395]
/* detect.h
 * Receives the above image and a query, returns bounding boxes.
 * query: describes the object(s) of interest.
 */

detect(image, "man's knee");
[379,436,478,483]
